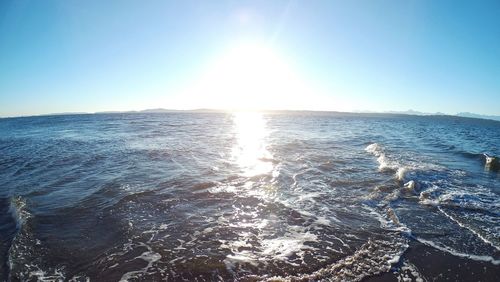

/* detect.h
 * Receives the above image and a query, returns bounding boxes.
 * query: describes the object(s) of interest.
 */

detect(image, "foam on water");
[394,260,426,282]
[403,180,417,191]
[119,243,162,281]
[416,237,500,265]
[224,225,318,270]
[437,206,500,251]
[365,143,399,172]
[8,196,30,230]
[365,142,500,269]
[417,180,500,253]
[7,197,71,281]
[264,237,409,282]
[365,143,445,182]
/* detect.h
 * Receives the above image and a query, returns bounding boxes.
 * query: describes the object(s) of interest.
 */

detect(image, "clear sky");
[1,0,499,117]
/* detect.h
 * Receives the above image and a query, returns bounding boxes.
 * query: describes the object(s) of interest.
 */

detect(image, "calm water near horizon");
[0,112,499,281]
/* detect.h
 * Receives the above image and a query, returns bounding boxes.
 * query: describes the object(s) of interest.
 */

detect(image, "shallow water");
[0,112,499,281]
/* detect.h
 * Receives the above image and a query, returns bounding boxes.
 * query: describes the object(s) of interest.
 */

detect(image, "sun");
[173,41,324,111]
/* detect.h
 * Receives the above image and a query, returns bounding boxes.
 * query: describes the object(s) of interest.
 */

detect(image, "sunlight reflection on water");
[231,112,273,177]
[225,112,316,270]
[225,112,300,267]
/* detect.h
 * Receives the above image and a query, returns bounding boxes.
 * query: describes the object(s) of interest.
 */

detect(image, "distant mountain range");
[2,108,500,122]
[456,112,500,122]
[97,108,220,114]
[379,109,500,122]
[101,108,500,122]
[383,109,446,116]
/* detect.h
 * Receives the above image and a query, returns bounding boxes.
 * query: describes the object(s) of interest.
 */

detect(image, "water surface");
[0,112,498,281]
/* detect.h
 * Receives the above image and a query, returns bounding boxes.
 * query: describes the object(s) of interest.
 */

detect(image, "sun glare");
[175,41,326,111]
[231,111,273,177]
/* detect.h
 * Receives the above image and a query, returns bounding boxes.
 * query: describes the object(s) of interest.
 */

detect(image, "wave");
[365,143,500,268]
[365,143,442,183]
[437,206,500,251]
[416,237,500,265]
[364,143,446,206]
[0,197,21,280]
[7,196,30,234]
[255,203,412,281]
[365,143,399,173]
[419,183,500,214]
[457,151,485,160]
[262,237,408,282]
[6,197,72,281]
[452,151,500,172]
[415,185,500,262]
[258,204,411,281]
[368,198,500,267]
[119,242,162,281]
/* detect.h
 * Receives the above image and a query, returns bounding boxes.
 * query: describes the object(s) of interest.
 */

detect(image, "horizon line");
[1,108,499,122]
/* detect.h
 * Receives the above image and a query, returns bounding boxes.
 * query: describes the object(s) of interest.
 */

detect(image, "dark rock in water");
[484,154,499,171]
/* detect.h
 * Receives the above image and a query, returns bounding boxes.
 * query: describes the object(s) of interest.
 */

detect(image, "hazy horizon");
[2,106,500,120]
[1,0,499,117]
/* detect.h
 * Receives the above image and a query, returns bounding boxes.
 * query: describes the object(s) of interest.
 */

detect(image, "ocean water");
[0,112,499,281]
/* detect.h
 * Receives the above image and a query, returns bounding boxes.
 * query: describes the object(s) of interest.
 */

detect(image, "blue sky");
[1,0,499,117]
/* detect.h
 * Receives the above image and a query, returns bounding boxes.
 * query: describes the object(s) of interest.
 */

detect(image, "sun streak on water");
[231,112,273,177]
[226,112,304,267]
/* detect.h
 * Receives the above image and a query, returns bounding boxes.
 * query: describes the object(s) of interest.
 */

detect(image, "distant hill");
[382,110,500,122]
[3,108,499,122]
[457,112,500,122]
[133,108,499,122]
[385,109,432,115]
[383,109,448,116]
[96,109,180,114]
[139,108,180,113]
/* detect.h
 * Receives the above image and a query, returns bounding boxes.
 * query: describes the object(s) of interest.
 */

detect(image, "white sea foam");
[119,243,162,281]
[415,182,500,260]
[8,196,30,229]
[396,167,407,181]
[28,266,65,282]
[223,225,317,271]
[418,195,440,206]
[69,275,90,282]
[261,229,317,260]
[315,216,334,226]
[416,237,500,265]
[437,206,500,251]
[365,143,383,156]
[7,196,58,282]
[264,237,408,282]
[365,143,406,180]
[208,184,237,194]
[366,143,394,170]
[403,180,416,190]
[365,143,444,183]
[365,205,412,234]
[418,181,500,211]
[418,184,440,206]
[396,260,425,282]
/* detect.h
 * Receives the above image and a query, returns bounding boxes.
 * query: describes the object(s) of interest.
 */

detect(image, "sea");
[0,111,498,281]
